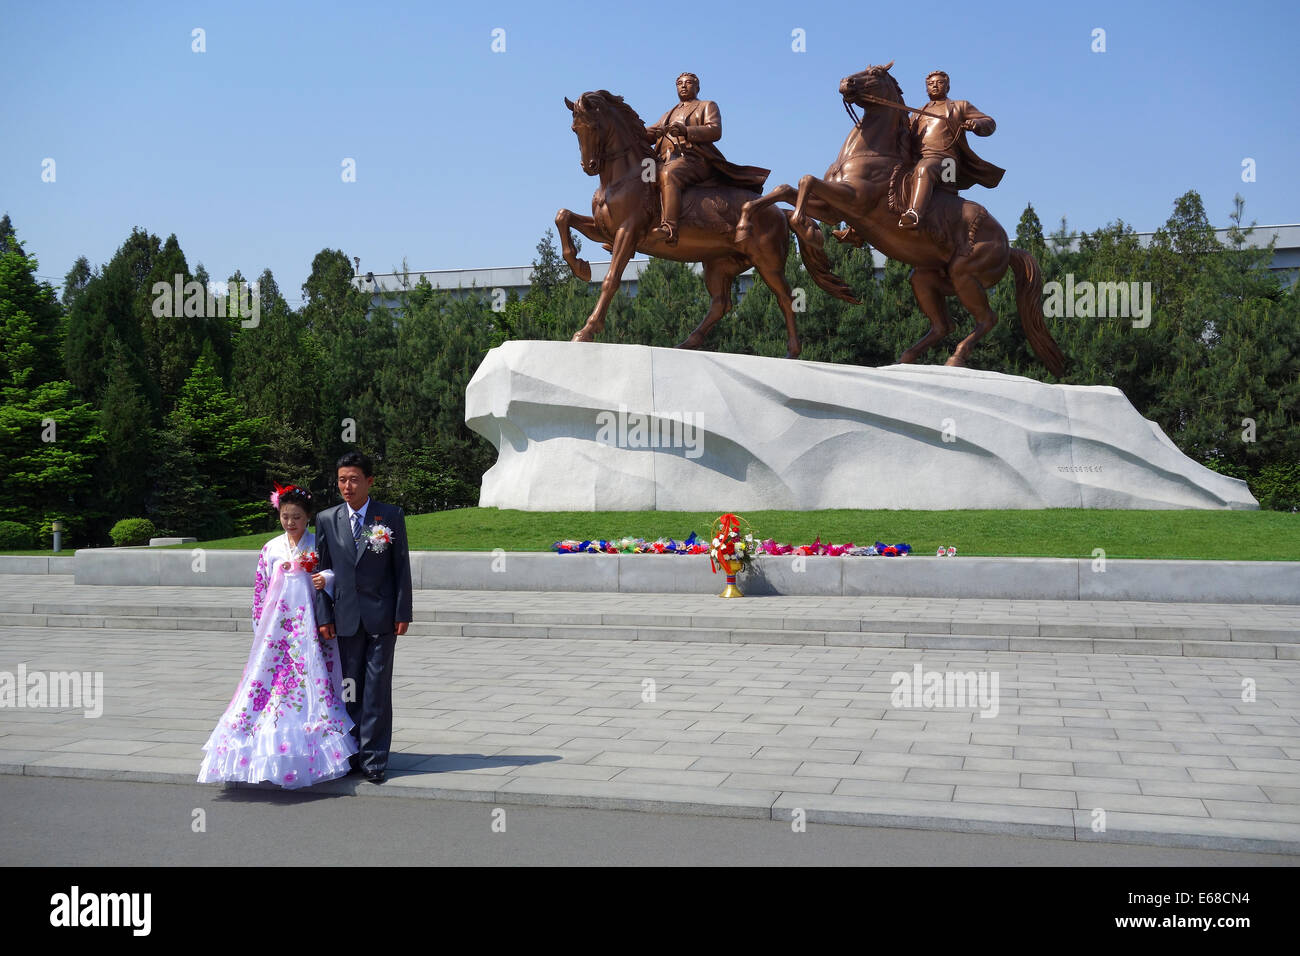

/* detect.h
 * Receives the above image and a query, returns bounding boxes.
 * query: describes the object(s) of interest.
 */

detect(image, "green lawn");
[144,508,1300,561]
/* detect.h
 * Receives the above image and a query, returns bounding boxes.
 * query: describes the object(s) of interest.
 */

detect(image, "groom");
[315,451,413,784]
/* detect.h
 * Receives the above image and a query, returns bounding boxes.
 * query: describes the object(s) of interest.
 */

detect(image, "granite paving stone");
[832,778,955,800]
[903,768,1023,788]
[1075,792,1210,816]
[954,785,1078,808]
[1022,773,1141,794]
[1,573,1297,854]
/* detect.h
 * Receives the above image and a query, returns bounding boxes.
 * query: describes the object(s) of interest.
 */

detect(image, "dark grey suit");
[315,499,413,774]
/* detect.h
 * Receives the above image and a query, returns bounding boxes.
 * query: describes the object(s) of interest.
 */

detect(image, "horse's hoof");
[571,330,593,343]
[572,259,592,282]
[944,355,966,368]
[734,224,751,243]
[675,335,703,350]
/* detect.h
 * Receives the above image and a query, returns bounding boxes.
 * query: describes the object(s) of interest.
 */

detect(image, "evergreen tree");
[61,255,93,312]
[613,258,708,348]
[300,248,385,495]
[528,228,575,297]
[64,227,160,412]
[231,268,319,509]
[152,350,269,539]
[0,224,104,540]
[138,232,198,415]
[377,288,494,510]
[1014,203,1047,260]
[515,229,592,342]
[1196,196,1299,506]
[0,237,63,391]
[0,214,21,255]
[93,332,156,527]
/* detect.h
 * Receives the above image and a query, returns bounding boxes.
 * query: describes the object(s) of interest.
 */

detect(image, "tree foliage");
[1,187,1294,548]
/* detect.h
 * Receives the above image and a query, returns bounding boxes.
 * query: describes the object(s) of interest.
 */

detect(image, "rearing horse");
[556,90,857,358]
[736,63,1066,376]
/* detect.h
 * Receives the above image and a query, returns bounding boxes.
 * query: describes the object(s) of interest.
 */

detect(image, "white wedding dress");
[198,531,357,788]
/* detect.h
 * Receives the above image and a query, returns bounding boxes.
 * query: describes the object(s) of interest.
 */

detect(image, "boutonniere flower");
[362,521,394,553]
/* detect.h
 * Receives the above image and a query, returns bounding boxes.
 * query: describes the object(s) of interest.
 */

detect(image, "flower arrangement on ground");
[709,513,758,598]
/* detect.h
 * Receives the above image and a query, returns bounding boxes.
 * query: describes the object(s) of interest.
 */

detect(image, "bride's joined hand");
[311,573,326,590]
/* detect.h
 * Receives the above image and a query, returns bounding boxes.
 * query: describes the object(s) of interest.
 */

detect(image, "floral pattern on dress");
[198,531,357,789]
[252,548,270,628]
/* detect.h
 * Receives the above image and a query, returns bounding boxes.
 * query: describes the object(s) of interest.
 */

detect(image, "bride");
[198,484,357,788]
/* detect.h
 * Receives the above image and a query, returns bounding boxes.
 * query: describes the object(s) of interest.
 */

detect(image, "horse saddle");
[888,164,963,253]
[888,164,958,217]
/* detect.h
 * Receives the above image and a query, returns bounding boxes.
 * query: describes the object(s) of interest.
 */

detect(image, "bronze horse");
[556,90,857,358]
[736,63,1066,376]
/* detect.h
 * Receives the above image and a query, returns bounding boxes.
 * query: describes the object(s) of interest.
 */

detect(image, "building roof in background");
[353,224,1300,295]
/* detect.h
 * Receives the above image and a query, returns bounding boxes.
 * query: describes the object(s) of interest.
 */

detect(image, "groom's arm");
[392,507,413,635]
[316,513,336,638]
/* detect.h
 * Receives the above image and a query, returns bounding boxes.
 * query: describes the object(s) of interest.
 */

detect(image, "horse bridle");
[846,88,961,152]
[592,141,639,167]
[575,106,644,170]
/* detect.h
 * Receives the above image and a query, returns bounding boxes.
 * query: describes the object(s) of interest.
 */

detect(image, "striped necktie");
[352,512,364,553]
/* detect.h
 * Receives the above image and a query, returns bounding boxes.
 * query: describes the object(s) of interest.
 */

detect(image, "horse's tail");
[784,210,860,304]
[1009,247,1067,378]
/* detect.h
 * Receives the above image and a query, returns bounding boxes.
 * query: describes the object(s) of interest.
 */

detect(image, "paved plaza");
[1,574,1298,855]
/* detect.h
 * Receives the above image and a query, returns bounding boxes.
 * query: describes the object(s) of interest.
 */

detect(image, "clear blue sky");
[3,0,1298,307]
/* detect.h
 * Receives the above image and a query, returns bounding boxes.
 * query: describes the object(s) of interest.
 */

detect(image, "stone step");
[3,603,1298,640]
[4,602,240,618]
[1,608,1296,659]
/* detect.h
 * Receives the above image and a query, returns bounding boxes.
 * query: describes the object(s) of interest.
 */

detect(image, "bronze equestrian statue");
[899,70,1002,230]
[556,81,857,359]
[736,62,1066,376]
[645,72,769,246]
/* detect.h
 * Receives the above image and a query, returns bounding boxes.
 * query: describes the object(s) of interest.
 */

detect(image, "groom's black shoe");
[364,770,386,784]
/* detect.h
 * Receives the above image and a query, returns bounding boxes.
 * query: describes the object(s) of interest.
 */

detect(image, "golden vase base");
[719,562,744,598]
